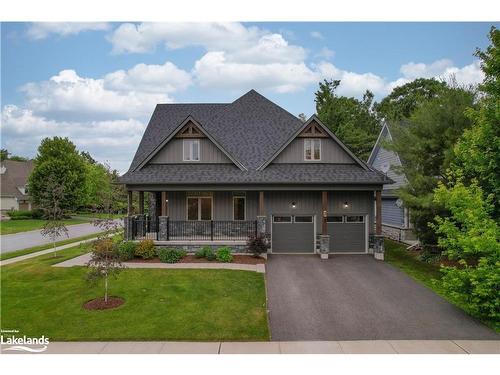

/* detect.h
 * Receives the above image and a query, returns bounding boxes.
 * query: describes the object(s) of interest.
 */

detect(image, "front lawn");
[0,245,269,341]
[0,218,90,235]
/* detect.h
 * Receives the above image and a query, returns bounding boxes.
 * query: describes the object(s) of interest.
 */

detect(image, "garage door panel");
[272,215,314,253]
[328,222,366,253]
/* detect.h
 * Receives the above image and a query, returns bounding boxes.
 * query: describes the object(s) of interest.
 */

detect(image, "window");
[327,215,343,223]
[187,197,212,220]
[346,215,364,223]
[183,139,200,161]
[304,139,321,161]
[233,196,246,221]
[294,215,313,223]
[273,216,292,223]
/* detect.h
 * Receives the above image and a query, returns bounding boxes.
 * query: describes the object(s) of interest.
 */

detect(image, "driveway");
[266,255,498,341]
[0,219,122,254]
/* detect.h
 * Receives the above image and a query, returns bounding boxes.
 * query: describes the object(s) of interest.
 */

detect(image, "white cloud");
[19,64,191,121]
[401,59,483,86]
[103,61,192,93]
[315,47,335,60]
[310,31,324,40]
[27,22,110,40]
[193,52,318,93]
[1,105,144,173]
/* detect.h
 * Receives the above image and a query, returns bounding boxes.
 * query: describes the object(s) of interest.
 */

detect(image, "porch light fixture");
[291,202,297,209]
[343,202,349,209]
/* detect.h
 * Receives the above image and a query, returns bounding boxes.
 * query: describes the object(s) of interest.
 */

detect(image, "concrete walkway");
[53,253,266,273]
[0,238,99,266]
[0,219,122,253]
[2,340,498,354]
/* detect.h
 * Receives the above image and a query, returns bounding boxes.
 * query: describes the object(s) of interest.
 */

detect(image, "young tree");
[38,177,69,257]
[315,79,380,159]
[29,137,86,210]
[86,238,123,303]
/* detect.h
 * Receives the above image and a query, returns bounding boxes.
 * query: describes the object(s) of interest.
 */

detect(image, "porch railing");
[130,216,257,241]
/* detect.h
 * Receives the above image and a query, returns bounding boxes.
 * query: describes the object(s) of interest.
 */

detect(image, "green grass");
[0,244,270,341]
[385,239,499,333]
[0,218,90,235]
[0,232,106,261]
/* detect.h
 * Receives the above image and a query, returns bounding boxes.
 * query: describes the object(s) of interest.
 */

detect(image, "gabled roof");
[258,115,369,171]
[128,90,304,172]
[0,160,34,199]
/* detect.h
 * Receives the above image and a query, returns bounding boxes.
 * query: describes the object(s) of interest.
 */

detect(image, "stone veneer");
[155,243,248,253]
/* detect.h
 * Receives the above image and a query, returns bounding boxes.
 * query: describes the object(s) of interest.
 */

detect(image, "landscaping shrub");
[158,248,186,263]
[216,247,233,263]
[31,208,45,219]
[117,241,137,261]
[195,246,215,260]
[247,234,269,257]
[135,239,156,259]
[7,210,33,220]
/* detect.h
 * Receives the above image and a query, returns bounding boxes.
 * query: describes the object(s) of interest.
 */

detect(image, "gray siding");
[382,198,405,227]
[272,138,355,164]
[149,138,232,164]
[371,128,407,190]
[165,190,374,234]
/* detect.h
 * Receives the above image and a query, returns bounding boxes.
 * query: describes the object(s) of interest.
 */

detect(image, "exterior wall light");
[343,202,349,209]
[291,202,297,209]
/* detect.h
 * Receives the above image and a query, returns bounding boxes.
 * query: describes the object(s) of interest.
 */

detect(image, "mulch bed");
[125,254,266,265]
[83,296,125,311]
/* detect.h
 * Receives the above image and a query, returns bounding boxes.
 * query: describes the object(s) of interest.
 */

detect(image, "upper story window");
[183,139,200,161]
[304,139,321,161]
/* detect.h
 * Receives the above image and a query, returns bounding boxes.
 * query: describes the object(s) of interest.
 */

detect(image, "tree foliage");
[315,79,380,160]
[374,78,447,121]
[0,148,29,162]
[29,137,86,210]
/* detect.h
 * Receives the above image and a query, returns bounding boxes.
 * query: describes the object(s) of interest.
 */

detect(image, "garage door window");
[294,215,313,223]
[273,216,292,223]
[327,215,343,223]
[346,215,364,223]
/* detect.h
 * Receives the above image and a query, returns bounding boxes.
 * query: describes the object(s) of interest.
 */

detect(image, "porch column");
[258,191,265,216]
[319,191,329,260]
[376,190,382,235]
[374,190,384,260]
[161,191,168,217]
[127,190,133,216]
[138,191,144,215]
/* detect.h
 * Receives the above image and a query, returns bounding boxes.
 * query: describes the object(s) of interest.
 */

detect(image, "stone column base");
[373,235,385,261]
[374,252,384,260]
[319,234,330,260]
[158,216,169,241]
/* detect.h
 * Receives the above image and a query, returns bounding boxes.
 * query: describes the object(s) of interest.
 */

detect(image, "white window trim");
[232,196,246,221]
[183,139,200,162]
[186,196,213,221]
[304,138,321,161]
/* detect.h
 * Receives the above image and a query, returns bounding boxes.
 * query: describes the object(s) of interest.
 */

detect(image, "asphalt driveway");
[266,255,498,341]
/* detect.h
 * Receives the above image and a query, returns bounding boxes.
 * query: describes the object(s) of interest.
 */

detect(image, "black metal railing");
[131,216,159,240]
[130,217,257,241]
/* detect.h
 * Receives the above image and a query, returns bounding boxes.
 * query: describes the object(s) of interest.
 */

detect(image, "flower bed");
[125,254,266,265]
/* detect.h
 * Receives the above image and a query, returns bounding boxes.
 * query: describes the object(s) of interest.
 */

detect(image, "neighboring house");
[120,90,392,256]
[0,160,35,212]
[367,123,415,242]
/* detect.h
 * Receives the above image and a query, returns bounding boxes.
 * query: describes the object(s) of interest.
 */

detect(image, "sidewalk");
[0,238,97,266]
[53,253,266,273]
[2,340,498,354]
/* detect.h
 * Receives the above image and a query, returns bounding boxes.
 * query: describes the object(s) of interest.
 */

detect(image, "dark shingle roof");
[0,160,34,199]
[123,90,392,186]
[120,163,391,185]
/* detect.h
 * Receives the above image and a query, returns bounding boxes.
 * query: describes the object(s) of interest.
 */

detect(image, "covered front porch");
[123,188,385,258]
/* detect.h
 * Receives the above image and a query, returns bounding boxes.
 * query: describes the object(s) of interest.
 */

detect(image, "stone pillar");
[256,215,268,252]
[158,216,169,241]
[374,235,385,260]
[319,235,330,260]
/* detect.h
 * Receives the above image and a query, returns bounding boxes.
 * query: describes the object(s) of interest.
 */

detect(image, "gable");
[272,138,356,164]
[262,117,366,169]
[149,137,232,164]
[370,127,407,189]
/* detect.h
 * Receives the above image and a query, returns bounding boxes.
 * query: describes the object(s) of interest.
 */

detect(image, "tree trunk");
[104,274,108,303]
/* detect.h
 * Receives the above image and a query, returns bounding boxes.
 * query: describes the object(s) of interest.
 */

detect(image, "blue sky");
[1,22,496,172]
